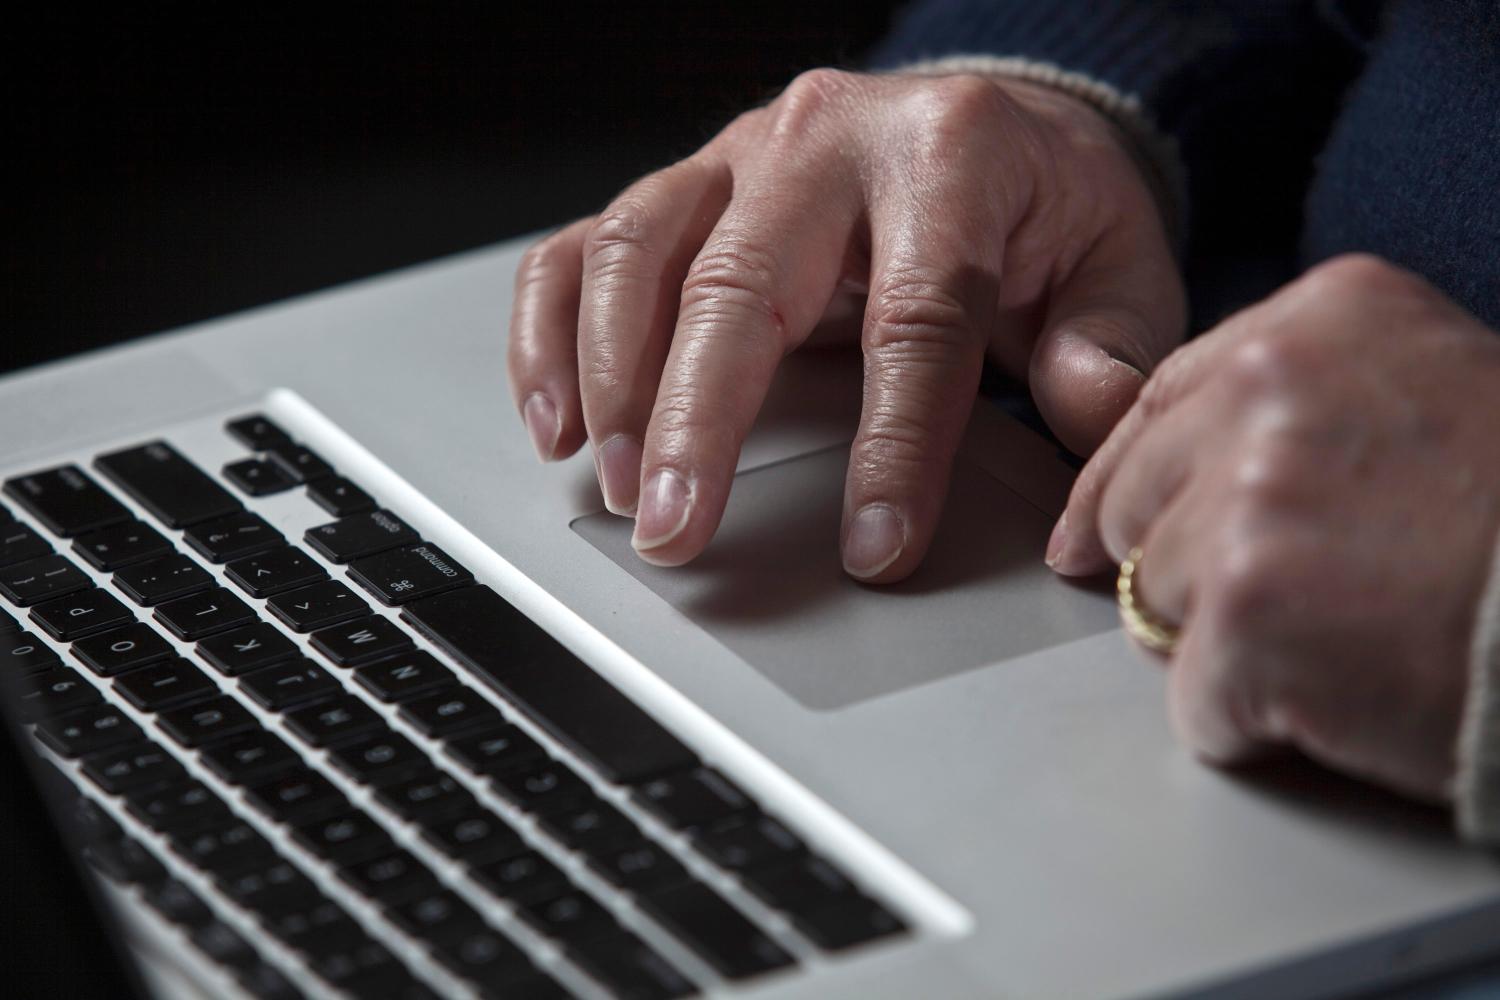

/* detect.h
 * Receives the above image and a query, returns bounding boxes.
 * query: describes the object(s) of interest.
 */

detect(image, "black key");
[493,760,593,816]
[266,580,368,632]
[353,650,455,702]
[114,658,219,712]
[0,502,8,522]
[168,821,279,875]
[740,855,856,914]
[14,666,103,722]
[306,476,375,517]
[156,695,258,747]
[690,814,803,871]
[432,929,537,991]
[226,414,292,451]
[337,849,438,904]
[235,963,303,1000]
[71,622,175,676]
[304,510,418,564]
[183,511,284,563]
[0,522,51,568]
[538,798,640,854]
[292,809,396,866]
[310,615,413,667]
[196,622,300,676]
[1,629,61,674]
[143,878,215,927]
[4,465,131,537]
[95,441,241,529]
[348,543,473,606]
[418,806,525,863]
[489,973,572,999]
[198,730,301,785]
[633,768,753,831]
[35,703,144,756]
[310,937,401,989]
[571,932,695,1000]
[0,553,91,606]
[586,841,691,894]
[514,889,617,944]
[222,458,296,497]
[0,607,15,631]
[244,769,349,825]
[154,587,257,640]
[326,732,432,786]
[469,850,573,905]
[114,552,214,606]
[398,686,504,739]
[259,896,357,949]
[29,587,135,641]
[265,444,335,484]
[224,545,329,599]
[404,586,696,784]
[216,860,321,912]
[239,658,341,711]
[638,883,793,980]
[282,695,385,747]
[82,742,188,794]
[375,769,475,823]
[68,795,124,844]
[790,894,905,951]
[442,725,546,777]
[386,890,489,950]
[85,837,168,885]
[72,520,173,571]
[191,921,259,969]
[125,780,232,833]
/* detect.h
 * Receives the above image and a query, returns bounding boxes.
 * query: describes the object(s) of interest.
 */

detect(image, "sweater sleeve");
[1456,537,1500,847]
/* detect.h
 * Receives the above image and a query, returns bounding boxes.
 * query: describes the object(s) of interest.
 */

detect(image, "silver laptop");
[3,235,1499,1000]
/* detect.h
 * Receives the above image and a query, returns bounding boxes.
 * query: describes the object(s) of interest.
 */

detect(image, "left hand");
[1049,254,1500,801]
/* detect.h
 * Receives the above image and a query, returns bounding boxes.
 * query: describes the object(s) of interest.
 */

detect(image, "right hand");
[507,67,1187,582]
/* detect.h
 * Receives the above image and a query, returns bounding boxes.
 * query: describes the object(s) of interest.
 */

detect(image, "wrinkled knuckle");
[1298,253,1429,303]
[779,67,856,117]
[583,202,657,275]
[679,239,787,345]
[1222,334,1305,399]
[516,230,577,287]
[1231,437,1305,513]
[853,415,936,481]
[865,273,974,354]
[903,74,1016,155]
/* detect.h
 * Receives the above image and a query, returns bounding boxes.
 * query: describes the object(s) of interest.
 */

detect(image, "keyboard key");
[633,768,753,831]
[222,458,296,497]
[82,742,188,794]
[353,650,455,702]
[442,725,546,777]
[225,414,293,451]
[86,837,168,885]
[0,554,92,606]
[514,889,617,944]
[71,622,175,676]
[191,921,258,969]
[156,695,259,747]
[3,465,131,537]
[154,587,257,640]
[14,666,103,722]
[2,629,61,674]
[72,520,173,571]
[168,822,278,876]
[239,658,340,711]
[215,859,320,912]
[326,732,432,786]
[386,890,488,950]
[244,769,349,825]
[418,806,525,863]
[739,855,855,914]
[234,963,302,1000]
[310,615,413,667]
[143,878,215,927]
[348,543,473,606]
[586,841,690,894]
[637,883,793,980]
[265,444,335,484]
[397,686,504,739]
[306,476,375,517]
[125,780,233,833]
[0,522,52,567]
[183,511,284,563]
[196,622,300,676]
[304,510,418,563]
[224,545,329,599]
[114,658,219,712]
[260,896,357,950]
[789,894,905,951]
[470,850,573,905]
[571,931,695,1000]
[95,441,241,529]
[68,795,124,844]
[0,607,15,631]
[292,809,396,866]
[113,553,214,606]
[492,760,593,816]
[375,770,476,823]
[283,695,385,748]
[30,587,135,641]
[35,704,144,756]
[404,586,696,784]
[538,798,640,854]
[310,937,403,990]
[267,580,368,632]
[690,814,803,871]
[197,730,301,785]
[337,849,439,905]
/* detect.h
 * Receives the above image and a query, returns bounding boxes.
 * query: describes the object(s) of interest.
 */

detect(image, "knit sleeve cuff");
[889,55,1187,254]
[1456,535,1500,846]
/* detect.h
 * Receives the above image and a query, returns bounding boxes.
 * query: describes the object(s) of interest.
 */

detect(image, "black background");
[6,3,901,373]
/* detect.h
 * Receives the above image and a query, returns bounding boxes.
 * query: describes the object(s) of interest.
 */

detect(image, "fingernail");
[632,468,692,554]
[1046,512,1068,569]
[522,393,560,461]
[843,504,905,580]
[595,434,643,515]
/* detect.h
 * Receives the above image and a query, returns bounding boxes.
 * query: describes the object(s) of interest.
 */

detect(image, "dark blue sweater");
[870,0,1499,330]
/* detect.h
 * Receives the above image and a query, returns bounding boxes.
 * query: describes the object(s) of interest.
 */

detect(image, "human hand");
[508,67,1185,581]
[1052,255,1500,801]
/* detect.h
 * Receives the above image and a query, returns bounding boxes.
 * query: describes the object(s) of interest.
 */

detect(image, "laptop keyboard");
[0,413,907,999]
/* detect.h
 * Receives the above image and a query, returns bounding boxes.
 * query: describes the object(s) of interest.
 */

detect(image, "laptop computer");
[3,235,1499,999]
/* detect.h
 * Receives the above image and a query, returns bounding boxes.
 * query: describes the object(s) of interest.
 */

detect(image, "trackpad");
[571,447,1117,710]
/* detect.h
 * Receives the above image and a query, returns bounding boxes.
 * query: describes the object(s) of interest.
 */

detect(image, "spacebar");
[402,585,696,785]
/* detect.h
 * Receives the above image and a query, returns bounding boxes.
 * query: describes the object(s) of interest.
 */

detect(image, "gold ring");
[1117,546,1182,655]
